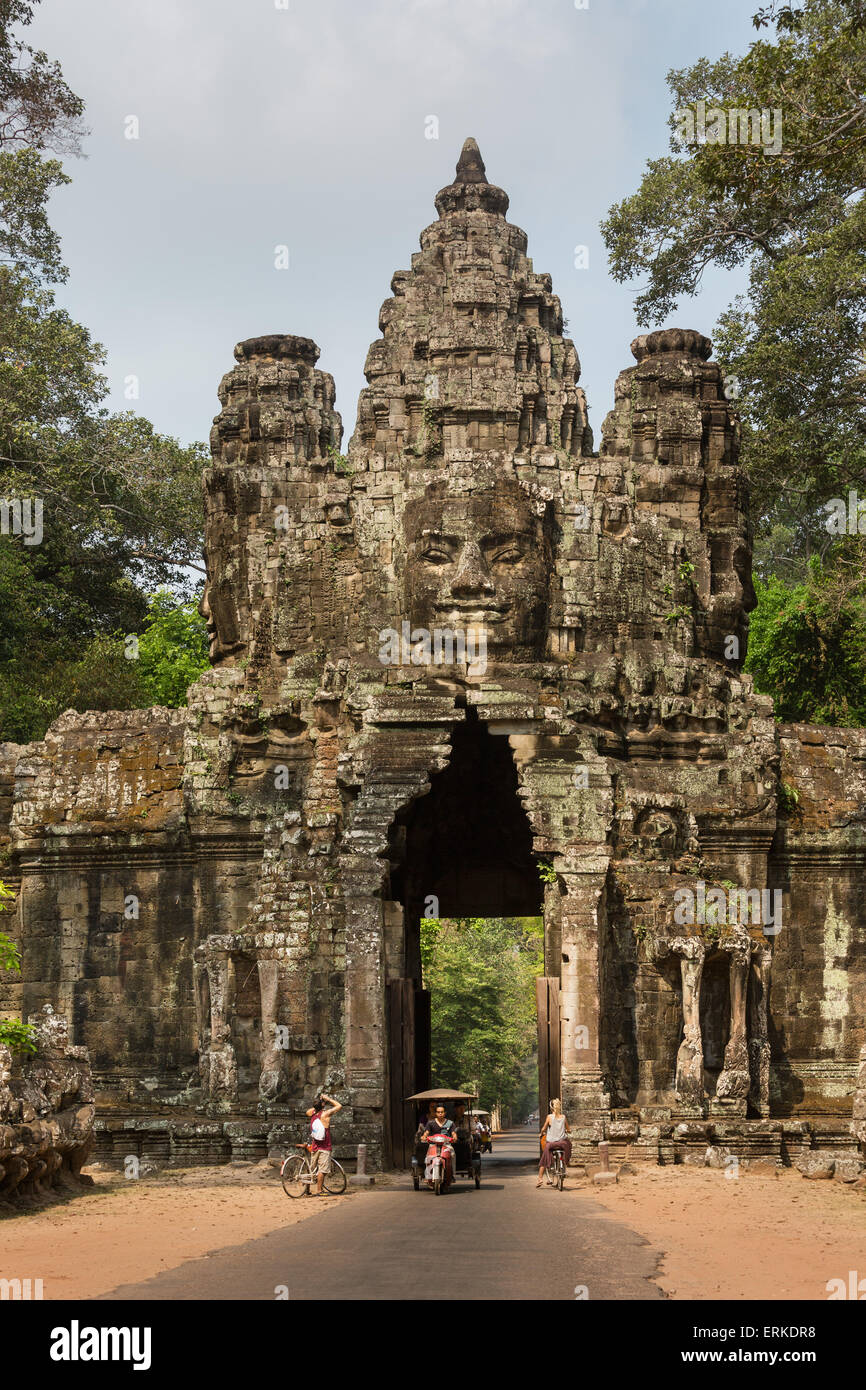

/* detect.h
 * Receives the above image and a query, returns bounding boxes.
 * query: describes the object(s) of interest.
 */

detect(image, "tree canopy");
[0,0,208,741]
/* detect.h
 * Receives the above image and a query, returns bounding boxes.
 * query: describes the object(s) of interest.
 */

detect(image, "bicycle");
[548,1146,566,1191]
[281,1143,347,1198]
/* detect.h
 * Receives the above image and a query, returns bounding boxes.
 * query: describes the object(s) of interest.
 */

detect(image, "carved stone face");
[324,496,351,529]
[602,496,631,537]
[634,807,680,859]
[229,714,310,794]
[403,481,550,659]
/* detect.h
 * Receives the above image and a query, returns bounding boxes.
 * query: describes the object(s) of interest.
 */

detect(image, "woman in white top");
[537,1098,572,1186]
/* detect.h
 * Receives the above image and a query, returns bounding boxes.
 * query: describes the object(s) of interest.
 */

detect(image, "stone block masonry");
[0,140,863,1171]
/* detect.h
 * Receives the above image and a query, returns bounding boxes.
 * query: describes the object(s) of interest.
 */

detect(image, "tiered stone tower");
[3,141,864,1176]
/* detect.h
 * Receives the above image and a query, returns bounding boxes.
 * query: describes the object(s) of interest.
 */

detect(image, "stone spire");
[455,136,486,180]
[434,136,510,216]
[202,333,344,663]
[350,138,590,461]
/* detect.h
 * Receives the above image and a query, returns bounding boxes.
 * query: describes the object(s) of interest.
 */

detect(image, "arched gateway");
[5,141,866,1171]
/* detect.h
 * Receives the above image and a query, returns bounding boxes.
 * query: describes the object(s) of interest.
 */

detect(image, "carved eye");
[420,546,452,564]
[491,546,524,565]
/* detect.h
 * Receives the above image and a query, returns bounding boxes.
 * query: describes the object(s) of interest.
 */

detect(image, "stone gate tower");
[4,141,865,1172]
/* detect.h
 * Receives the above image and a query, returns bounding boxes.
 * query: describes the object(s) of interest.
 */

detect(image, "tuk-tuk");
[406,1088,482,1194]
[469,1109,493,1153]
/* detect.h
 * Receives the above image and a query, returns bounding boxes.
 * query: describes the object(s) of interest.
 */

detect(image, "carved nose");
[450,541,494,597]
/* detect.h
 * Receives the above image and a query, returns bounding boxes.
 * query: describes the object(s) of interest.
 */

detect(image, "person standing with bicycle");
[306,1092,341,1195]
[537,1098,572,1187]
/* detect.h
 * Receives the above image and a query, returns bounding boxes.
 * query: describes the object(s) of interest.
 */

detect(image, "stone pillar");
[715,931,751,1115]
[748,945,772,1117]
[342,860,387,1160]
[559,858,611,1157]
[671,936,706,1115]
[203,951,238,1107]
[543,878,562,980]
[344,902,385,1087]
[257,957,283,1101]
[852,1043,866,1154]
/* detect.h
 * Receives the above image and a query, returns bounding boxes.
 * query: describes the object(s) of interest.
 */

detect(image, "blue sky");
[29,0,761,451]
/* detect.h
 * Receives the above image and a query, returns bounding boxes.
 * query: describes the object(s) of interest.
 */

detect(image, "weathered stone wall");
[11,709,198,1099]
[769,725,866,1111]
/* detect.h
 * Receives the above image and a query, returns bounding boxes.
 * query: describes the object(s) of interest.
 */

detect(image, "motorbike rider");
[421,1103,457,1185]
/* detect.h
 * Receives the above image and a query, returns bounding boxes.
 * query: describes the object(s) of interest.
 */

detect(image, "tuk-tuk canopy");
[405,1088,477,1102]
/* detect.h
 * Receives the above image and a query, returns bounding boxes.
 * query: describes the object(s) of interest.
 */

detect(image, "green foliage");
[0,6,207,743]
[0,876,34,1053]
[420,916,543,1115]
[134,590,209,706]
[0,589,210,740]
[601,0,866,722]
[745,561,866,724]
[753,0,866,33]
[665,605,692,624]
[0,150,68,279]
[326,444,352,476]
[0,877,18,971]
[537,860,558,886]
[0,1017,34,1052]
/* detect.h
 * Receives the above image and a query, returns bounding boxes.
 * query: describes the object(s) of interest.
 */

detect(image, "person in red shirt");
[305,1092,342,1195]
[422,1104,456,1186]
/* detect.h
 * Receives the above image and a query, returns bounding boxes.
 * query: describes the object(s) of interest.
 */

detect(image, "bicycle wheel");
[557,1158,565,1191]
[323,1160,347,1195]
[281,1154,310,1198]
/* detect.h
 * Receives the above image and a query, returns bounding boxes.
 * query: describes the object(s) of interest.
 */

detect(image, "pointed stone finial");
[455,137,487,184]
[435,137,508,217]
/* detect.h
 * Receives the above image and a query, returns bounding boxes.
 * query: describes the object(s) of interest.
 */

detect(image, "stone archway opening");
[700,951,732,1099]
[385,709,544,1164]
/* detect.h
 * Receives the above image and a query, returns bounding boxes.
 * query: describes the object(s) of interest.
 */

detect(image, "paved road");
[100,1130,665,1301]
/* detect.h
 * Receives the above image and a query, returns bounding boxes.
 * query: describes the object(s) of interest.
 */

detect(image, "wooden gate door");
[536,976,561,1123]
[387,980,431,1168]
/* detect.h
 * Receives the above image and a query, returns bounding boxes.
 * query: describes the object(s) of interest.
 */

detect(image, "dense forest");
[421,916,543,1119]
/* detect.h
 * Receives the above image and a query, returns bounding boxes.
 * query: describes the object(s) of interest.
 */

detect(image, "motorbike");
[407,1087,482,1193]
[421,1132,454,1195]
